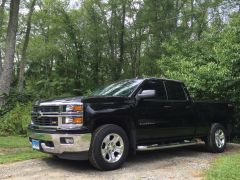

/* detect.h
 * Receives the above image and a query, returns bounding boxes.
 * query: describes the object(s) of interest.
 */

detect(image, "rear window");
[165,81,187,100]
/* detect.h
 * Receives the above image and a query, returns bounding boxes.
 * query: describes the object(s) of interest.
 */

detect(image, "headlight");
[62,117,83,124]
[61,104,83,129]
[66,105,83,112]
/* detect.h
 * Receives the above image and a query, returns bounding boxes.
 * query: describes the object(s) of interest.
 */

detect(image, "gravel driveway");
[1,143,240,180]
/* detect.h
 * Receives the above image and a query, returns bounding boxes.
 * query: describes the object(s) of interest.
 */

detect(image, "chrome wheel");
[101,133,124,163]
[215,129,225,148]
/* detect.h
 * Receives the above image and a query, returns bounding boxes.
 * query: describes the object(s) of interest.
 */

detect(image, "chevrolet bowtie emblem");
[37,111,43,118]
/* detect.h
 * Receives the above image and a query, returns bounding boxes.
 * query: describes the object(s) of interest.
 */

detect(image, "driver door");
[135,80,173,142]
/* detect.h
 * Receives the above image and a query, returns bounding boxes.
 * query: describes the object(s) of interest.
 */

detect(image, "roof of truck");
[134,77,184,83]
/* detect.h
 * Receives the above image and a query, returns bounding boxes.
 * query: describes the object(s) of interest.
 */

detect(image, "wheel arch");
[91,117,137,154]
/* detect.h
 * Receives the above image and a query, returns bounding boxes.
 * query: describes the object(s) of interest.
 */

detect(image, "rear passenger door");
[164,81,195,137]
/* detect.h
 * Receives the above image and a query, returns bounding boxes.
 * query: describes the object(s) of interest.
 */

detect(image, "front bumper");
[28,128,91,157]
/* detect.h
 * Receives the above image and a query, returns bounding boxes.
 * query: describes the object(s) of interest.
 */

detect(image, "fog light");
[65,138,74,144]
[60,137,74,144]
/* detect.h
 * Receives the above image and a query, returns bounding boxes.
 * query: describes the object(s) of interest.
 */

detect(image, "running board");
[137,140,201,151]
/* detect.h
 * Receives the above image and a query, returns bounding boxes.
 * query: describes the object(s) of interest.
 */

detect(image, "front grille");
[32,117,58,126]
[32,105,60,127]
[33,106,59,112]
[31,103,82,127]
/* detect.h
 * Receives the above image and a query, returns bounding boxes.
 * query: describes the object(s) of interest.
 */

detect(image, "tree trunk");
[0,0,20,105]
[62,10,83,90]
[190,0,194,35]
[0,49,2,78]
[116,1,126,80]
[18,0,36,93]
[0,0,6,29]
[0,0,7,78]
[238,2,240,13]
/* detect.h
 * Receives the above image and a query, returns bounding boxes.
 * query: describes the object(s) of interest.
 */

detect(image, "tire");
[52,155,60,159]
[89,124,129,170]
[205,123,227,153]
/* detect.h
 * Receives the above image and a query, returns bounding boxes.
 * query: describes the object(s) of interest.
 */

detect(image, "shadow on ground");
[42,143,210,172]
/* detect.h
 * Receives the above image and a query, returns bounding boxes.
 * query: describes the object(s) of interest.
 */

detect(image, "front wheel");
[89,124,129,170]
[205,123,226,153]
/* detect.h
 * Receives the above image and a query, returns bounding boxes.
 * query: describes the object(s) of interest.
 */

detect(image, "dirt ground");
[1,143,240,180]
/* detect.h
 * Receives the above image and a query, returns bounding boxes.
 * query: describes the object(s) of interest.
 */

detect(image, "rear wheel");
[205,123,226,153]
[89,124,129,170]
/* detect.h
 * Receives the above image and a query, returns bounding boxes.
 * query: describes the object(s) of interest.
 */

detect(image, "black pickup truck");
[28,78,235,170]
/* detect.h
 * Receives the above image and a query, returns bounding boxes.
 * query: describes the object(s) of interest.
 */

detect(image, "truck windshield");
[92,79,143,97]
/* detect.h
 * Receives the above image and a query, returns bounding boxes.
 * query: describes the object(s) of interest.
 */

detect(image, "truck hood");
[37,96,132,106]
[82,96,132,103]
[37,96,83,106]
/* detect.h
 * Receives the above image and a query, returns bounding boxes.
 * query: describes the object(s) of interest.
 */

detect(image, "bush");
[0,90,35,117]
[0,103,32,136]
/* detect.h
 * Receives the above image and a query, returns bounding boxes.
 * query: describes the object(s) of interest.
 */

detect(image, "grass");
[0,136,31,148]
[231,137,240,144]
[0,136,48,164]
[205,153,240,180]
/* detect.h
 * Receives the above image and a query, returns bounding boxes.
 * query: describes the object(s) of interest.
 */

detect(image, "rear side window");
[165,81,187,100]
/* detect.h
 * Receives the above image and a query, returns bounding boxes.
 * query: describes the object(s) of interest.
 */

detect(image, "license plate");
[32,139,40,150]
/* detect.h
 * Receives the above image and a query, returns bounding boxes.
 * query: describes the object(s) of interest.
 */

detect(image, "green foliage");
[158,13,240,103]
[0,136,31,148]
[0,150,47,164]
[231,137,240,144]
[0,103,32,136]
[0,90,35,116]
[0,90,36,136]
[205,153,240,180]
[10,0,238,99]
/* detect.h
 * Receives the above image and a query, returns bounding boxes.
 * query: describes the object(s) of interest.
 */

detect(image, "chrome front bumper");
[28,129,91,155]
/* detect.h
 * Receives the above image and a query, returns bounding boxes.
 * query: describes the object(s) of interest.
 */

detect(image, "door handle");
[163,105,172,109]
[185,105,191,109]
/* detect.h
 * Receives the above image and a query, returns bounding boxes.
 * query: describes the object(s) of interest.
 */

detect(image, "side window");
[165,81,187,100]
[142,80,167,100]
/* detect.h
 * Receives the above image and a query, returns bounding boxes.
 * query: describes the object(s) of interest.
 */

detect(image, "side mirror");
[137,90,156,99]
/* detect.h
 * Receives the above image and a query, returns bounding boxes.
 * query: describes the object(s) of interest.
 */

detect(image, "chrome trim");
[58,116,62,127]
[31,111,83,116]
[58,124,82,130]
[31,102,83,128]
[31,112,59,115]
[32,114,83,117]
[31,125,59,129]
[30,125,83,131]
[137,140,200,151]
[39,102,82,106]
[28,129,91,154]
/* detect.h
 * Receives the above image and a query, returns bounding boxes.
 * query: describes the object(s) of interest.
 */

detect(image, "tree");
[8,0,238,99]
[158,13,240,102]
[0,0,7,78]
[0,0,20,105]
[18,0,37,93]
[117,0,126,80]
